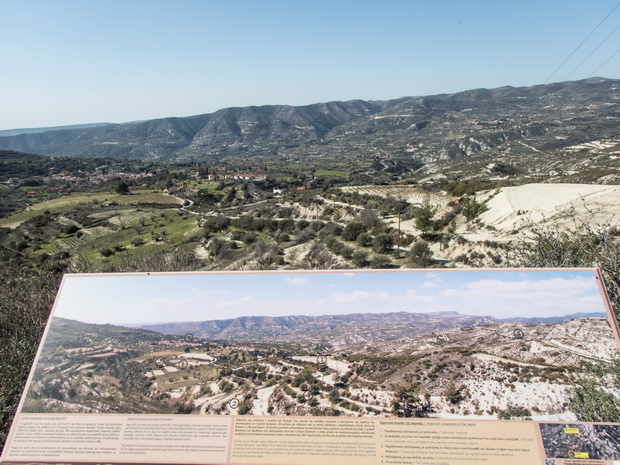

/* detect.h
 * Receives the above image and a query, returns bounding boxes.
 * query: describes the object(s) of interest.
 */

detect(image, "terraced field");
[104,210,155,226]
[83,226,114,239]
[75,210,202,266]
[340,185,450,209]
[315,169,349,179]
[0,191,182,229]
[54,236,85,252]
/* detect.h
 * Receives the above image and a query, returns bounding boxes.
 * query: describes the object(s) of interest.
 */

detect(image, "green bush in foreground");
[0,270,60,451]
[570,358,620,423]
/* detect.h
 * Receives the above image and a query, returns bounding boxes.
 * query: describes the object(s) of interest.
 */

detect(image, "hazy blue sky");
[52,270,608,325]
[2,1,619,130]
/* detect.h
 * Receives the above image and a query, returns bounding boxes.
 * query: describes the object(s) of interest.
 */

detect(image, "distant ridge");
[498,312,608,324]
[136,310,607,342]
[0,78,617,163]
[0,122,113,138]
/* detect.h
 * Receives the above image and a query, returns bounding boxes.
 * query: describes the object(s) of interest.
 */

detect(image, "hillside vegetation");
[1,77,620,453]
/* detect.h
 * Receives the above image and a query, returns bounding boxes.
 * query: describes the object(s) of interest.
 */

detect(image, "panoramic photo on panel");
[23,270,619,420]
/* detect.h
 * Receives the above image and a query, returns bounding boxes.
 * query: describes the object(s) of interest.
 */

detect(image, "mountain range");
[136,310,608,351]
[0,122,112,138]
[1,78,617,163]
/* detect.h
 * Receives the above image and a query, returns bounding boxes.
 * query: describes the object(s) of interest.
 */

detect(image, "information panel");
[2,269,620,465]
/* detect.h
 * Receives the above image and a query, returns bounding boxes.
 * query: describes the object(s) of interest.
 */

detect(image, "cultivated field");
[0,191,182,229]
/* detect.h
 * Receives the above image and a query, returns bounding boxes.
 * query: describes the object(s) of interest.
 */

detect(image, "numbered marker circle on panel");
[229,398,239,409]
[184,333,194,343]
[513,329,524,339]
[317,355,327,365]
[378,361,391,372]
[129,339,139,349]
[177,359,189,370]
[303,391,313,401]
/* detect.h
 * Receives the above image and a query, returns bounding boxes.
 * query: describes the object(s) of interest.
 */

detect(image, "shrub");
[328,389,341,403]
[99,247,115,257]
[278,219,296,233]
[370,255,393,269]
[352,250,369,268]
[64,224,80,235]
[372,234,394,254]
[497,404,531,420]
[512,219,619,323]
[326,237,344,254]
[408,240,433,267]
[242,232,257,245]
[357,208,381,230]
[203,215,230,236]
[342,222,367,241]
[569,358,620,422]
[209,237,235,260]
[275,232,290,243]
[340,245,354,259]
[356,232,372,248]
[294,228,315,244]
[311,221,325,232]
[444,383,462,404]
[322,222,344,237]
[277,207,294,218]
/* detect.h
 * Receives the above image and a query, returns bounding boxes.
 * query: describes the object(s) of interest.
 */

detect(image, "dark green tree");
[383,196,409,216]
[208,237,235,260]
[357,208,381,230]
[414,197,436,233]
[115,181,130,195]
[352,250,369,268]
[340,245,354,259]
[462,196,487,221]
[356,232,373,248]
[392,382,426,417]
[372,234,394,254]
[342,222,367,241]
[408,240,433,267]
[328,388,341,404]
